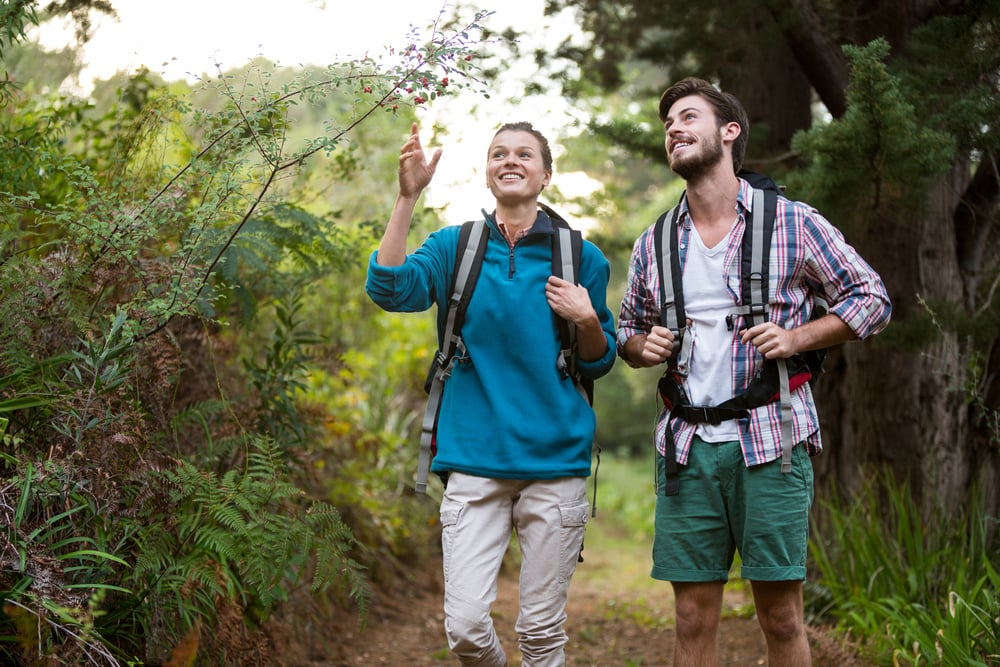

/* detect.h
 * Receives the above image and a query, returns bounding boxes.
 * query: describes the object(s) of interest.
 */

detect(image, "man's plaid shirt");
[617,178,892,467]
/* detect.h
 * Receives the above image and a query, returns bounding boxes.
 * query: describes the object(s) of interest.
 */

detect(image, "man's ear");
[721,121,741,144]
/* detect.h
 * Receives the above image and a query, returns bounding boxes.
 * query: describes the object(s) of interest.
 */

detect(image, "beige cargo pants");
[439,473,589,667]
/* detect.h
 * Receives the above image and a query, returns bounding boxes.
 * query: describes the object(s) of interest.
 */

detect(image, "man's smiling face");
[663,94,725,180]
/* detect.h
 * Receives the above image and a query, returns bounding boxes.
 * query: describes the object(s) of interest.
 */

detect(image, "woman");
[365,121,616,666]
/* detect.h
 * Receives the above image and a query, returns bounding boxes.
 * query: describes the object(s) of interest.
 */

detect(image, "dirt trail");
[329,559,765,666]
[324,532,869,666]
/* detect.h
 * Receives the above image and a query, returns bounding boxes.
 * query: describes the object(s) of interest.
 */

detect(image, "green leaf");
[60,549,130,567]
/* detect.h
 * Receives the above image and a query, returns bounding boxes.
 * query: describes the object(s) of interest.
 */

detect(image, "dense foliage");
[809,473,999,665]
[3,1,999,664]
[0,4,489,664]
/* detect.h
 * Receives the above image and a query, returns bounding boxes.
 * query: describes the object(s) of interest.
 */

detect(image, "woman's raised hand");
[398,122,443,198]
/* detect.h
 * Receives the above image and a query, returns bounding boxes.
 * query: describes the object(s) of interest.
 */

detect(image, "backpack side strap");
[417,219,489,494]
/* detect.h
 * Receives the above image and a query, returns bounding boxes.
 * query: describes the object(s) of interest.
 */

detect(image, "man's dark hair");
[658,77,749,174]
[493,121,553,173]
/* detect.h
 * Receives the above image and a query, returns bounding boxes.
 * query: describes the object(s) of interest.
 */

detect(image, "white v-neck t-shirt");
[682,220,741,442]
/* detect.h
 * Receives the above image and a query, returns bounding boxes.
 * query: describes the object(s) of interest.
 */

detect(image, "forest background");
[0,0,998,665]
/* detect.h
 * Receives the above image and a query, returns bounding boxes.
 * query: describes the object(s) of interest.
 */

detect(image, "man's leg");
[512,477,588,667]
[671,580,725,667]
[652,440,736,667]
[750,579,810,666]
[733,443,814,667]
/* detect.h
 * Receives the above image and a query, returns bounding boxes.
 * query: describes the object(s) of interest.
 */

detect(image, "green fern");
[130,436,368,650]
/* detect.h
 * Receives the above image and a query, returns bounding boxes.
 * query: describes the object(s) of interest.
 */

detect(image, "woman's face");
[485,130,552,203]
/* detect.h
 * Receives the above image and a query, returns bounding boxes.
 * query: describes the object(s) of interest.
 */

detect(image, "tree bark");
[812,160,985,517]
[764,0,849,118]
[719,12,813,167]
[771,1,999,517]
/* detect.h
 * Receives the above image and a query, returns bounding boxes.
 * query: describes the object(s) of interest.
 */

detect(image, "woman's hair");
[492,122,553,173]
[658,77,749,174]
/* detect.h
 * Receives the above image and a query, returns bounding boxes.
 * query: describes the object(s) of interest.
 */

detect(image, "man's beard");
[669,132,724,181]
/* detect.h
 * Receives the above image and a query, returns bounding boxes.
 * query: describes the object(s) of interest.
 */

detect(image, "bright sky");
[33,0,600,225]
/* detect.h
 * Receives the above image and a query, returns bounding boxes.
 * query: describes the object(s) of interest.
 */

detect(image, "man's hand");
[625,325,676,367]
[741,314,855,359]
[740,322,798,359]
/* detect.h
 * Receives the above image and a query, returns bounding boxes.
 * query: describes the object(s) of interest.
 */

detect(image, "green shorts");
[651,436,814,583]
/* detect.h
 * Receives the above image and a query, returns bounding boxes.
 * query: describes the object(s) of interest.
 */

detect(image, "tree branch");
[764,0,849,118]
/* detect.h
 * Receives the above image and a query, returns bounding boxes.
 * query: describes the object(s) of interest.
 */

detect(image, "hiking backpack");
[416,204,594,494]
[652,171,826,495]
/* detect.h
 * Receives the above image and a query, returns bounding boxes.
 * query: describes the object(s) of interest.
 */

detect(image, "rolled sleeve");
[616,227,659,359]
[803,211,892,340]
[364,251,432,312]
[365,225,459,313]
[577,332,616,379]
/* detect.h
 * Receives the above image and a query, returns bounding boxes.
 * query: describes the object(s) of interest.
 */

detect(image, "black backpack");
[652,170,826,495]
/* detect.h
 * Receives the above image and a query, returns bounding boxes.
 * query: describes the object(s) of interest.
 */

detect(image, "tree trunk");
[765,0,849,118]
[758,0,1000,519]
[720,12,813,165]
[812,165,989,516]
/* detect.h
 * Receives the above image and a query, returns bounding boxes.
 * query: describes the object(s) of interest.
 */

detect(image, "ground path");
[324,512,869,666]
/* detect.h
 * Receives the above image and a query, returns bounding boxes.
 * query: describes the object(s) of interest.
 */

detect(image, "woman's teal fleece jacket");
[366,210,616,480]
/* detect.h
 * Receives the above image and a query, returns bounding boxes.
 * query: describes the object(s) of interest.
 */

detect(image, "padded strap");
[654,204,691,376]
[554,225,578,379]
[417,219,489,494]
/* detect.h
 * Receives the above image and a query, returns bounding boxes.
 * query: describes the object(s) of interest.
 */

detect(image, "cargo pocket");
[558,500,589,583]
[439,498,463,585]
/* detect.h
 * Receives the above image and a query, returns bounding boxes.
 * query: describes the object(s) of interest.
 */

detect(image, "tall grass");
[807,473,999,665]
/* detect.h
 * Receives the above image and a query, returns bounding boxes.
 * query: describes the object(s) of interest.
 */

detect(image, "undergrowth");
[808,473,999,665]
[0,4,489,664]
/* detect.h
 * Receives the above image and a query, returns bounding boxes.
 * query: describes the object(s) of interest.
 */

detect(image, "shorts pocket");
[557,500,589,583]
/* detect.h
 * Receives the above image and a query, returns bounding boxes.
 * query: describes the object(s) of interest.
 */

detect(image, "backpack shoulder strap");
[446,219,490,355]
[654,204,685,335]
[731,185,794,473]
[416,218,489,493]
[737,186,777,328]
[653,200,691,374]
[545,204,600,520]
[545,204,592,405]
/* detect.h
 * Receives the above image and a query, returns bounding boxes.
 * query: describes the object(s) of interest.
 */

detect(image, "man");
[617,77,891,665]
